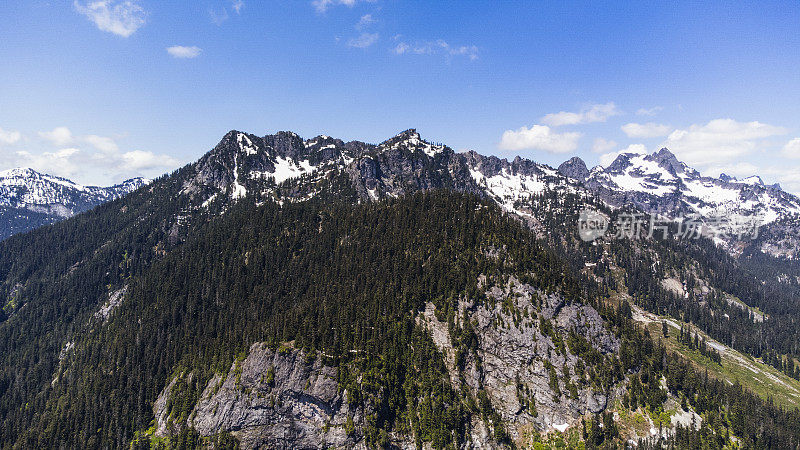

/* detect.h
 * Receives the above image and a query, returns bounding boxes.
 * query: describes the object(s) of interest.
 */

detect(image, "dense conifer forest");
[0,188,798,448]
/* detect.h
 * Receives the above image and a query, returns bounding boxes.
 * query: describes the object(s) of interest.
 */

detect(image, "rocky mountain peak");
[389,128,420,142]
[605,152,636,174]
[644,147,689,176]
[380,128,421,148]
[742,175,764,185]
[1,167,38,178]
[557,157,589,182]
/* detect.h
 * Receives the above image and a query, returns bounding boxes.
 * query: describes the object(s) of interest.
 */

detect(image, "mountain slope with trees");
[1,129,799,448]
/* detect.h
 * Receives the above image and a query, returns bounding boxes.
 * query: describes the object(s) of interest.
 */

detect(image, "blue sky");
[1,1,799,192]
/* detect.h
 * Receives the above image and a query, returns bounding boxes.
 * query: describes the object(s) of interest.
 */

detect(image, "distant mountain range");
[558,149,800,257]
[559,148,799,223]
[0,168,148,240]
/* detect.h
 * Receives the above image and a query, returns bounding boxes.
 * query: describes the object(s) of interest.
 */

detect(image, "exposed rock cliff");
[154,343,416,449]
[418,275,621,446]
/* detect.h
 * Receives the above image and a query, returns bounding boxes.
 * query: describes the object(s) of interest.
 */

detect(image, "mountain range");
[174,128,800,259]
[559,149,800,256]
[0,167,147,240]
[5,130,799,258]
[1,129,800,448]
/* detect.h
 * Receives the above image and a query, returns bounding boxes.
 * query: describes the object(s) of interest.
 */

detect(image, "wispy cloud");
[356,13,376,30]
[313,0,376,13]
[73,1,147,37]
[347,32,379,48]
[498,125,581,153]
[209,7,229,24]
[392,39,478,60]
[636,106,663,116]
[621,122,671,138]
[541,102,620,127]
[0,127,22,146]
[210,1,244,24]
[167,45,202,58]
[392,42,410,55]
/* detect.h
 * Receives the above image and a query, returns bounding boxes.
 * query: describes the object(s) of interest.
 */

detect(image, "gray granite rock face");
[557,157,589,182]
[419,276,621,443]
[155,343,376,449]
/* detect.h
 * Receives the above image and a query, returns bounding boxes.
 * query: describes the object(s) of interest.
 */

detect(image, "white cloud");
[0,127,22,145]
[39,128,121,151]
[704,162,761,179]
[447,44,479,60]
[621,122,671,138]
[39,127,74,146]
[4,148,83,180]
[592,137,617,153]
[209,1,243,24]
[3,128,181,185]
[636,106,663,116]
[74,1,147,37]
[781,138,800,159]
[313,0,375,13]
[84,134,119,152]
[120,150,180,170]
[356,13,375,29]
[599,144,648,167]
[392,39,478,60]
[663,118,787,167]
[498,125,581,153]
[347,33,379,48]
[392,42,410,55]
[167,45,202,58]
[541,102,620,127]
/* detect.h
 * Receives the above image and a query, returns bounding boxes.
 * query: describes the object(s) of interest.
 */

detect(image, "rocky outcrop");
[153,343,406,449]
[419,276,621,445]
[558,157,589,182]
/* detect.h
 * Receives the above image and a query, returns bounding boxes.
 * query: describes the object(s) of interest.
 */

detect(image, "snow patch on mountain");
[269,157,317,184]
[469,168,546,214]
[237,133,258,155]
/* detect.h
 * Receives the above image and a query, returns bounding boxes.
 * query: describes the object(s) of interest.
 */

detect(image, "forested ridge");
[4,191,572,447]
[0,189,796,448]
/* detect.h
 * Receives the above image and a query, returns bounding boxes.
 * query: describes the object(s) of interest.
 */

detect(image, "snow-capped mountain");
[9,129,796,258]
[181,129,799,258]
[0,168,148,240]
[558,148,800,256]
[176,128,582,218]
